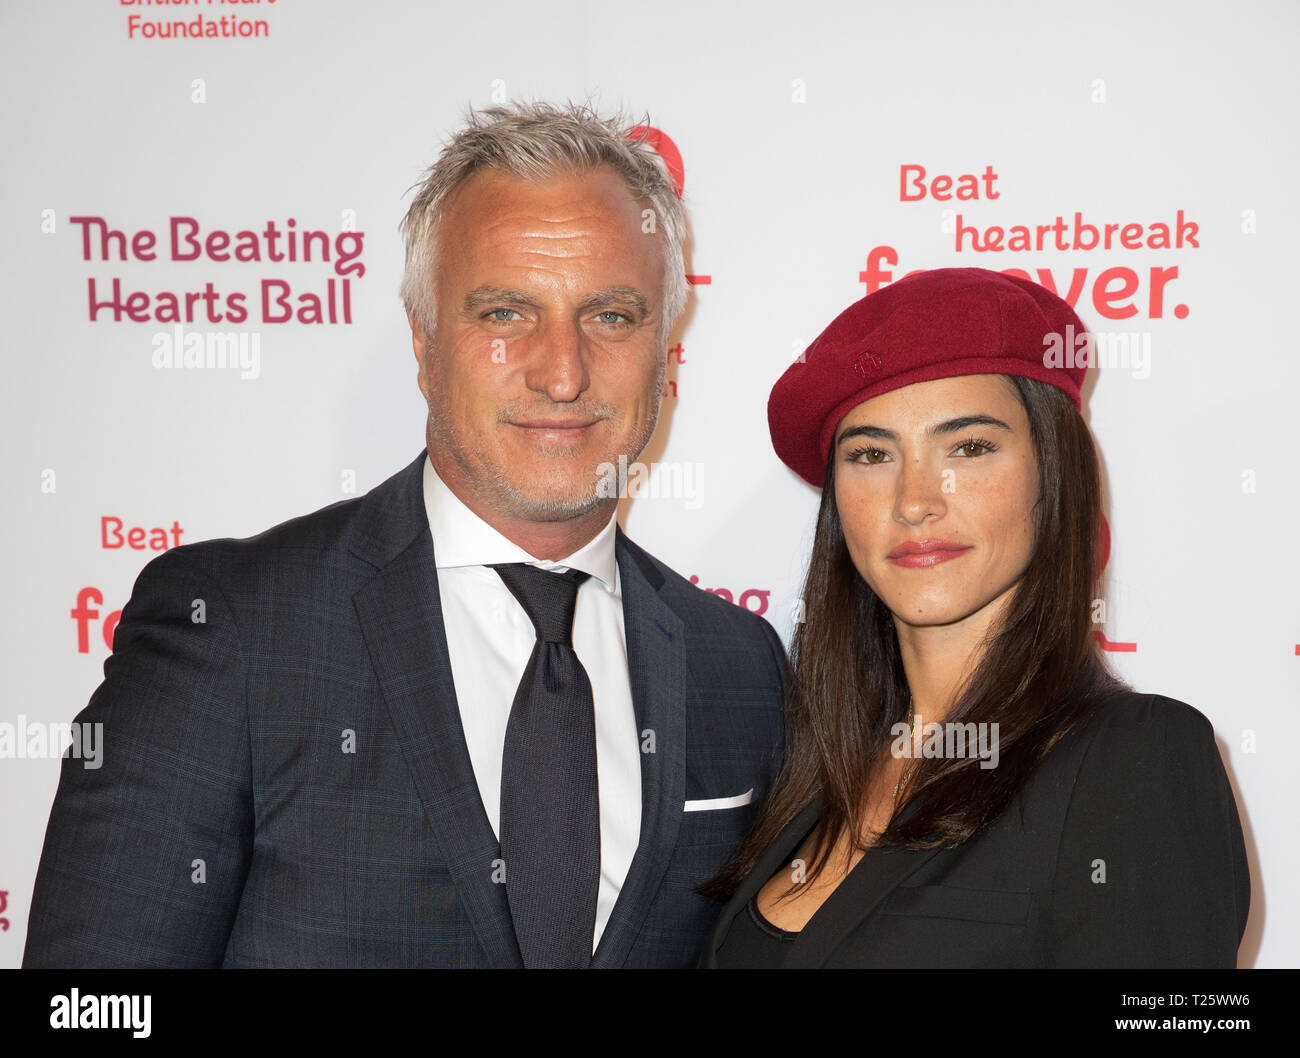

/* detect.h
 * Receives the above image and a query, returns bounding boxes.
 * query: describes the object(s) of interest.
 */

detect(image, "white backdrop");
[1,0,1295,967]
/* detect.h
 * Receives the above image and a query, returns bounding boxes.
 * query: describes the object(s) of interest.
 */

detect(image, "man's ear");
[409,311,429,400]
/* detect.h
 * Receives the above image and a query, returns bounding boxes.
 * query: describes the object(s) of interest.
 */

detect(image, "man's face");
[412,165,668,526]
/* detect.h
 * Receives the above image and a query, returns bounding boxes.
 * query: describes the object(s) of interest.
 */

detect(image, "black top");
[702,691,1251,969]
[716,893,801,969]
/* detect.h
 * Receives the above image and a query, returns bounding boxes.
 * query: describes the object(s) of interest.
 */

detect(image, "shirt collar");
[422,453,619,593]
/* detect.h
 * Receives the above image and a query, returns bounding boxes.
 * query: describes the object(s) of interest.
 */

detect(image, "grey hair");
[399,100,689,341]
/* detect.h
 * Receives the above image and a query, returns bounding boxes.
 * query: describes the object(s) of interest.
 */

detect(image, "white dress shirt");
[421,455,641,953]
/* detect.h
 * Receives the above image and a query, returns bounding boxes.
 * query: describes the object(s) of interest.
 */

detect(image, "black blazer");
[24,451,787,968]
[702,691,1250,968]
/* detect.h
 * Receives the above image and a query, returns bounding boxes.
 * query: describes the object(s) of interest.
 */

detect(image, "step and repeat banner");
[1,0,1295,967]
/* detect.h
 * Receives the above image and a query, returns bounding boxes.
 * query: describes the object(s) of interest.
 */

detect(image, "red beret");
[768,267,1089,487]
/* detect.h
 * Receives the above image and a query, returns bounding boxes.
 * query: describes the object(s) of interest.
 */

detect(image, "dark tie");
[490,562,600,968]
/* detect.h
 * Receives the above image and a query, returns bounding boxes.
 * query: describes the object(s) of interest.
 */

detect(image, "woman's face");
[832,374,1039,630]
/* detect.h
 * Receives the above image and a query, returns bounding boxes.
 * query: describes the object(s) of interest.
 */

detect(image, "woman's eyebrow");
[930,414,1013,437]
[837,414,1012,447]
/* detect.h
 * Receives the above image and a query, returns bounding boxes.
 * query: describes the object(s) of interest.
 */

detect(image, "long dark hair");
[706,375,1125,898]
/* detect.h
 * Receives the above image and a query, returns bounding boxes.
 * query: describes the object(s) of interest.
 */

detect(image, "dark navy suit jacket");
[24,451,787,967]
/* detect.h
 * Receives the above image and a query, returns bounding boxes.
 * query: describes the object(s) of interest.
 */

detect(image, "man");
[23,102,787,968]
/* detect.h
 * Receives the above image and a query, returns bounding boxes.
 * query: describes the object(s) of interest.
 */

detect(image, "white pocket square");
[684,788,754,812]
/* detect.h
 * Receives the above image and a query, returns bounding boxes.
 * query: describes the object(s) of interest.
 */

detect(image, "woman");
[702,267,1250,968]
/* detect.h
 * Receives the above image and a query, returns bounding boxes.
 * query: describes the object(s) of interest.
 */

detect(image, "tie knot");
[490,563,590,645]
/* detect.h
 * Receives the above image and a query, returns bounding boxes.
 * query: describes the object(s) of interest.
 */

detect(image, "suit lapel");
[783,801,943,968]
[348,464,698,968]
[350,452,522,968]
[590,527,686,968]
[701,797,945,968]
[699,801,821,967]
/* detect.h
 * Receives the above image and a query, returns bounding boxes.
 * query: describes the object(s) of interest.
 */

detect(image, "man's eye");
[593,311,629,325]
[486,308,523,322]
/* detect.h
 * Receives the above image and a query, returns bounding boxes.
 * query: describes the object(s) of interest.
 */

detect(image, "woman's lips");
[887,539,973,568]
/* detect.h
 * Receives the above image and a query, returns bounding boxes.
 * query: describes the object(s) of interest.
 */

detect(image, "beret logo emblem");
[852,350,883,375]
